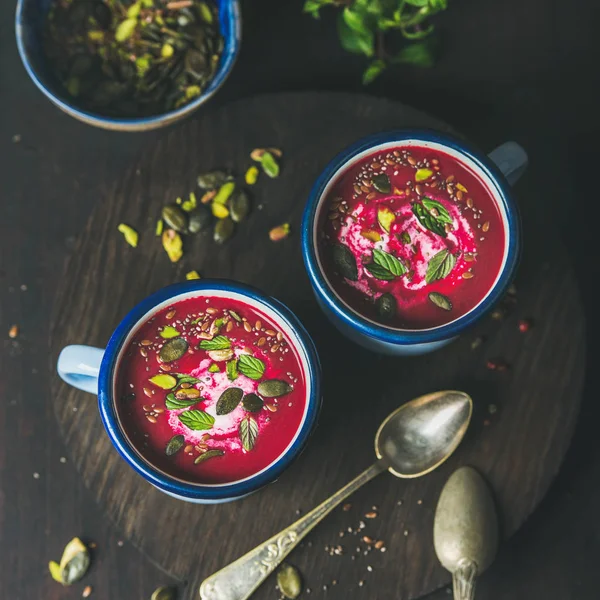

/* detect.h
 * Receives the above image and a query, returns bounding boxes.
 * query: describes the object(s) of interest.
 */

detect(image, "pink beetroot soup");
[116,295,307,485]
[317,145,506,329]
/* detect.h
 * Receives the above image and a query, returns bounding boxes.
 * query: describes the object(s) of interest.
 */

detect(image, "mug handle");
[57,345,105,394]
[487,141,528,185]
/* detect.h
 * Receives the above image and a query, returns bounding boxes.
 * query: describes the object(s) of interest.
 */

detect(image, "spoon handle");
[452,559,478,600]
[199,461,386,600]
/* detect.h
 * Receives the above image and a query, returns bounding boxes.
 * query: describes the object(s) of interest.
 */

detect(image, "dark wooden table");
[1,1,598,599]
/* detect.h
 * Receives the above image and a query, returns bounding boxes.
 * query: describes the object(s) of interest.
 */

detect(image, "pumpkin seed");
[257,379,293,398]
[117,223,138,247]
[194,449,225,464]
[214,217,234,243]
[151,586,177,600]
[187,206,211,233]
[277,563,302,599]
[162,204,188,232]
[197,170,230,190]
[165,434,185,456]
[376,293,397,322]
[229,189,250,223]
[216,387,243,415]
[429,292,453,311]
[59,538,90,585]
[332,243,358,281]
[155,220,164,236]
[242,393,263,413]
[207,348,234,362]
[149,374,177,389]
[159,337,189,362]
[372,173,391,193]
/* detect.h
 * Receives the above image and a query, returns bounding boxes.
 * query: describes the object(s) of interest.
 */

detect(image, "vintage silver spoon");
[200,390,473,600]
[434,466,499,600]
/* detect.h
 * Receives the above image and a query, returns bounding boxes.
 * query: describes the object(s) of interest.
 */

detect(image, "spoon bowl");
[376,391,473,478]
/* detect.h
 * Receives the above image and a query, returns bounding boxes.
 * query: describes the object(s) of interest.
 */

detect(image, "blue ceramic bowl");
[15,0,241,131]
[301,130,527,356]
[57,280,322,503]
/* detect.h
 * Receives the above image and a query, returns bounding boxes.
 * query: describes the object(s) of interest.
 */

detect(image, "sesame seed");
[33,472,40,479]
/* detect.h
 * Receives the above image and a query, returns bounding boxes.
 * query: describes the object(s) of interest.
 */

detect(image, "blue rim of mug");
[14,0,241,131]
[301,129,521,345]
[98,280,321,500]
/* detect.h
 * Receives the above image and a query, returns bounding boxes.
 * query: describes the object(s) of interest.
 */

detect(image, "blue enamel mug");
[15,0,241,131]
[301,130,527,356]
[57,281,321,503]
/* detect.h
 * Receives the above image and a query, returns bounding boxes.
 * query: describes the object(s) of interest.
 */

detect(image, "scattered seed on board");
[82,585,92,598]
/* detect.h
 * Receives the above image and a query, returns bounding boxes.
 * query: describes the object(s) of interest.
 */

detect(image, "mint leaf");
[412,202,447,237]
[363,59,386,85]
[239,416,259,451]
[165,393,199,410]
[425,249,456,284]
[238,354,266,380]
[422,198,452,224]
[337,12,374,57]
[393,40,436,67]
[178,409,215,430]
[373,249,406,276]
[365,262,396,280]
[199,336,230,350]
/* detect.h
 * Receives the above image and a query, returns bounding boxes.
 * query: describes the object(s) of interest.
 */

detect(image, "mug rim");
[301,129,522,345]
[98,280,321,500]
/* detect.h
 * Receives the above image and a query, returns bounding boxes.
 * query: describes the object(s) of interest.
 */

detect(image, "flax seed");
[446,175,455,183]
[255,320,262,330]
[82,586,92,598]
[184,445,194,453]
[159,363,172,371]
[407,156,417,166]
[206,307,218,315]
[362,536,373,544]
[482,221,490,232]
[139,347,148,358]
[360,185,370,193]
[166,310,176,319]
[277,331,283,342]
[374,540,384,549]
[257,337,266,346]
[201,320,211,331]
[456,190,464,201]
[226,321,234,333]
[154,407,165,414]
[146,415,157,423]
[462,272,474,279]
[393,150,400,157]
[371,162,381,169]
[271,344,280,353]
[265,404,278,412]
[143,404,152,412]
[354,184,362,194]
[466,197,474,208]
[365,511,377,519]
[415,185,423,195]
[244,322,252,332]
[366,191,377,200]
[143,387,153,398]
[140,339,152,346]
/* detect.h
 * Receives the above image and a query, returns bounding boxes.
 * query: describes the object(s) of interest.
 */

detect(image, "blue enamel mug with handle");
[57,281,321,503]
[301,130,527,356]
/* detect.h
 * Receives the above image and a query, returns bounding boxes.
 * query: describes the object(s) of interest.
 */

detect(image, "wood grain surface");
[48,93,585,600]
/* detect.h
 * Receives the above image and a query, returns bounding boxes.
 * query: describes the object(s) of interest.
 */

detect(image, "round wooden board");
[49,92,584,600]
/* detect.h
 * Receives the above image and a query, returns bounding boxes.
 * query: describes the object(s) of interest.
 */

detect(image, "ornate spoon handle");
[452,559,478,600]
[199,461,386,600]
